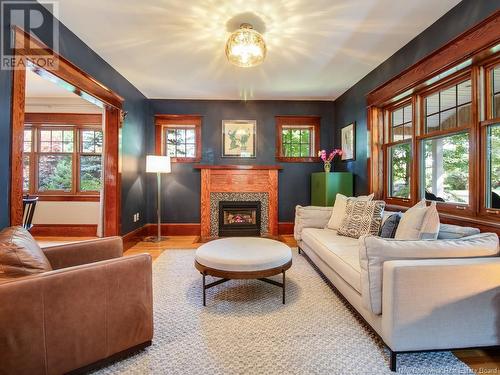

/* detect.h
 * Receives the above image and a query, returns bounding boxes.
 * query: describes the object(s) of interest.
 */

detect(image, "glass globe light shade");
[225,23,267,68]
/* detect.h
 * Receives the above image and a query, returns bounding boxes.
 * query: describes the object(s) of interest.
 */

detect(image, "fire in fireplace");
[218,201,261,237]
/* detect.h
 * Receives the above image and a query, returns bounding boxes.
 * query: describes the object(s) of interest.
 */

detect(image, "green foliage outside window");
[423,132,469,203]
[389,143,411,198]
[487,124,500,208]
[282,128,311,157]
[38,155,72,191]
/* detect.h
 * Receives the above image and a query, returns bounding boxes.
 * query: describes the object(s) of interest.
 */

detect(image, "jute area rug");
[93,249,473,375]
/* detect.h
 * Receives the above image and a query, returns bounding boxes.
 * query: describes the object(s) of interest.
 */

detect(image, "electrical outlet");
[133,213,140,222]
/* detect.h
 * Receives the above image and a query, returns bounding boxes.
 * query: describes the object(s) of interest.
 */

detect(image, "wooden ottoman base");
[195,260,292,306]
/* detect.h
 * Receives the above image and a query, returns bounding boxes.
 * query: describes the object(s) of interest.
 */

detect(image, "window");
[368,18,500,227]
[484,61,500,215]
[384,102,413,202]
[424,79,471,133]
[422,132,469,204]
[38,128,74,192]
[390,103,412,141]
[275,116,320,162]
[155,115,202,162]
[80,130,103,192]
[23,113,102,199]
[388,143,411,199]
[485,124,500,209]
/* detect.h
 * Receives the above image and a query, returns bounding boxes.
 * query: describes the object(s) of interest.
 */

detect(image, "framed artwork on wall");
[341,122,355,161]
[222,120,256,158]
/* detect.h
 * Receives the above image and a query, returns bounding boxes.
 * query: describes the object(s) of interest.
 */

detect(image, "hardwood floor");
[35,235,500,372]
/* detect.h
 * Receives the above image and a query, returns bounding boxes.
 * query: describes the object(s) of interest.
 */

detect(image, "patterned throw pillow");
[379,212,402,238]
[337,200,385,239]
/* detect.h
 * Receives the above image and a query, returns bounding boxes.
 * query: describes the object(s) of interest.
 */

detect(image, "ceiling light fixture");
[225,23,267,68]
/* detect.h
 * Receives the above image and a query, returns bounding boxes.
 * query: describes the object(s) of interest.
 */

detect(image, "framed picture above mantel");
[222,120,256,158]
[341,122,356,161]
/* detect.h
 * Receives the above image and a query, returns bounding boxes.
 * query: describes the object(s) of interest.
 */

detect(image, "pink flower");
[319,149,343,164]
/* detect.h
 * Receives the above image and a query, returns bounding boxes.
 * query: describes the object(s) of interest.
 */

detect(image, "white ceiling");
[54,0,461,100]
[26,68,77,98]
[25,69,102,113]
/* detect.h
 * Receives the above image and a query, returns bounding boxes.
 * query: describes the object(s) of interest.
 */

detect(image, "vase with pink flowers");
[318,149,343,173]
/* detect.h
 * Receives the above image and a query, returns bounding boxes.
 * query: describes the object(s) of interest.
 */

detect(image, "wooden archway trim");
[10,27,123,236]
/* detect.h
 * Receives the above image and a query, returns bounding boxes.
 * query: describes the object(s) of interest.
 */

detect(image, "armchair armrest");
[294,205,333,241]
[42,236,123,269]
[381,257,500,352]
[0,254,153,375]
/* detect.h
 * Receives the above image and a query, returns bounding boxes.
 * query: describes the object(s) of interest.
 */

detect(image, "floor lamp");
[145,155,171,242]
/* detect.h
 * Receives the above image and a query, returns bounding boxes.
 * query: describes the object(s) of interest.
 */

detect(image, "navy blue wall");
[148,100,334,223]
[0,0,148,233]
[332,0,499,195]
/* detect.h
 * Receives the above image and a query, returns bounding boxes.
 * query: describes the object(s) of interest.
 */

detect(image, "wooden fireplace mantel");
[197,166,281,239]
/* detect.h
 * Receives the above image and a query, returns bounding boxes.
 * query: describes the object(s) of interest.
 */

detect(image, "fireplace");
[218,201,261,237]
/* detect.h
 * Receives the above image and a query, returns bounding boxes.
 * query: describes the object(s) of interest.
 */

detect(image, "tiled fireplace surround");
[196,166,281,240]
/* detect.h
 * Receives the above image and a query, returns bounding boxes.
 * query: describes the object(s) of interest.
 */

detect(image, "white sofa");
[294,205,500,371]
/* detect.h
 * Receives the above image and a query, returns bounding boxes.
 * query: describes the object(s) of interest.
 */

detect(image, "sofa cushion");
[359,233,499,315]
[0,226,52,282]
[294,205,333,241]
[337,200,385,239]
[395,199,440,240]
[326,193,373,231]
[438,223,480,239]
[301,228,361,293]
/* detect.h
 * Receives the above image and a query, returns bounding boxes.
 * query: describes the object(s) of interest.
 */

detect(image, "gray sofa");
[294,205,500,371]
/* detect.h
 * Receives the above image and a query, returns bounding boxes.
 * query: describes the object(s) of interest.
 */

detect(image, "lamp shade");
[146,155,171,173]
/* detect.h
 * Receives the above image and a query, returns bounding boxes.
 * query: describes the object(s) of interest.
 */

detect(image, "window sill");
[276,156,321,163]
[35,195,100,202]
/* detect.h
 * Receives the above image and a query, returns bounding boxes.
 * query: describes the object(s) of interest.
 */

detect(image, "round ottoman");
[195,237,292,305]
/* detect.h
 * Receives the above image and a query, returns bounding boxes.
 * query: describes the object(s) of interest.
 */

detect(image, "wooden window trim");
[23,114,102,200]
[24,112,102,125]
[154,114,202,163]
[275,116,321,162]
[367,12,500,227]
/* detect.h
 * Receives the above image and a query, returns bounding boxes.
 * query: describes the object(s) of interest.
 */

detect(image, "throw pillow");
[326,193,374,231]
[337,200,385,239]
[394,199,440,240]
[438,223,480,239]
[0,226,52,282]
[359,233,500,315]
[379,212,402,238]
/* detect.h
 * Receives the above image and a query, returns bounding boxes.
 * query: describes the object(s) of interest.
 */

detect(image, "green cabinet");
[311,172,353,206]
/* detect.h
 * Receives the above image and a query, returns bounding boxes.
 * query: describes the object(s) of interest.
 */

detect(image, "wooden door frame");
[10,26,124,236]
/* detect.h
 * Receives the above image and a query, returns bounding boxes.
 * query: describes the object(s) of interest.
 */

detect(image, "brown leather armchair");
[0,237,153,375]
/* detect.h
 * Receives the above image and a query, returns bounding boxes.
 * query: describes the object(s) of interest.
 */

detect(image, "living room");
[1,0,499,374]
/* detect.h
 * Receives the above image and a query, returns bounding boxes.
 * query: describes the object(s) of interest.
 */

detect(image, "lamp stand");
[144,172,167,243]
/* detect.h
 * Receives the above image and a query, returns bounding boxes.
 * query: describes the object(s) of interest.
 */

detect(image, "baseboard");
[144,223,201,236]
[122,222,295,250]
[31,224,97,237]
[123,225,147,250]
[278,222,294,235]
